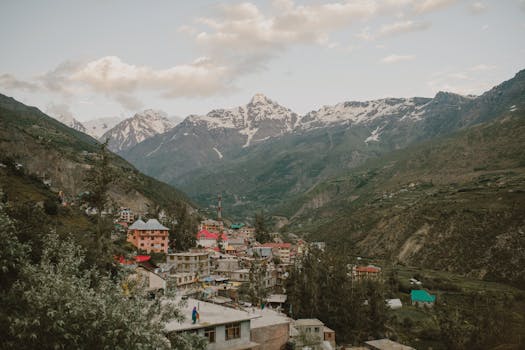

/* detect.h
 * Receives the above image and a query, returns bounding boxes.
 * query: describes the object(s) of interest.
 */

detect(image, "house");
[165,297,259,350]
[260,243,292,264]
[324,326,336,349]
[364,339,415,350]
[386,298,402,310]
[127,219,169,253]
[197,229,228,248]
[200,219,224,233]
[250,308,291,350]
[119,208,135,223]
[410,289,436,307]
[352,265,382,281]
[247,246,273,260]
[291,319,328,350]
[167,251,211,278]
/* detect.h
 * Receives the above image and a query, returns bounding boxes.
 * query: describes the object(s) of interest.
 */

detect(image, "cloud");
[0,74,40,92]
[415,0,458,14]
[469,2,487,14]
[469,64,496,71]
[380,54,415,63]
[46,103,76,124]
[377,20,431,37]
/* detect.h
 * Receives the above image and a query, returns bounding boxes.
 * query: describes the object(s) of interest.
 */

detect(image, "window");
[204,327,216,343]
[225,322,241,340]
[140,243,144,247]
[314,327,320,333]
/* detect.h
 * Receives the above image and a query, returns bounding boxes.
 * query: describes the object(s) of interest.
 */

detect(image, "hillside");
[280,112,525,287]
[0,94,192,214]
[161,70,525,219]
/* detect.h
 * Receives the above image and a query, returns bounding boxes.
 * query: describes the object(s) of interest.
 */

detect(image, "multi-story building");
[127,219,169,254]
[119,208,135,223]
[200,219,224,233]
[260,243,292,264]
[167,251,211,278]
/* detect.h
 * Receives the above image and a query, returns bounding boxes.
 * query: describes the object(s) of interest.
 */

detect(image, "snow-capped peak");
[101,109,174,152]
[249,93,272,105]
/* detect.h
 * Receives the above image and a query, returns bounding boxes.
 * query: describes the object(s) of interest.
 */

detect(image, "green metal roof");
[410,290,436,303]
[230,223,245,229]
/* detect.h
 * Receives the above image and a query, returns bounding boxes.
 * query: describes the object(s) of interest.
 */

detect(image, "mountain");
[0,94,191,214]
[280,110,525,286]
[101,109,174,153]
[122,93,299,180]
[83,116,122,138]
[121,70,524,219]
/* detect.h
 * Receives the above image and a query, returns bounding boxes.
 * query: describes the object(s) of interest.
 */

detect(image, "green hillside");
[0,94,192,213]
[281,112,525,287]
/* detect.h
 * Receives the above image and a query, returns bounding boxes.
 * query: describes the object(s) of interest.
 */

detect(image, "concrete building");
[250,308,291,350]
[292,318,326,350]
[200,219,224,233]
[260,243,292,264]
[351,265,382,281]
[165,298,259,350]
[167,251,211,278]
[127,219,170,254]
[197,229,228,248]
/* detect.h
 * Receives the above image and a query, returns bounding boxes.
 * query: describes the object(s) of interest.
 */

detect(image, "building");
[197,229,228,248]
[324,326,336,349]
[247,246,273,260]
[200,219,224,233]
[250,308,291,350]
[352,265,382,281]
[260,243,292,264]
[165,298,259,350]
[386,298,402,310]
[292,319,326,350]
[167,251,211,278]
[410,290,436,307]
[119,208,135,223]
[364,339,415,350]
[127,219,170,254]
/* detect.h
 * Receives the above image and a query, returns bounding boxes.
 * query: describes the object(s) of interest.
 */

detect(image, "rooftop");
[294,318,324,327]
[260,242,292,249]
[250,308,291,329]
[410,289,436,303]
[164,297,258,332]
[129,218,169,231]
[365,339,416,350]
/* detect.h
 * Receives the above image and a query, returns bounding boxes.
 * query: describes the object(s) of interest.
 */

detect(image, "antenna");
[217,193,222,221]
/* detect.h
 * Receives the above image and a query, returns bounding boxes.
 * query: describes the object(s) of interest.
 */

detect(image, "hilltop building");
[410,289,436,307]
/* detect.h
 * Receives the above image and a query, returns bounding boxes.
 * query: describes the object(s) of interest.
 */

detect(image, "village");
[114,199,436,350]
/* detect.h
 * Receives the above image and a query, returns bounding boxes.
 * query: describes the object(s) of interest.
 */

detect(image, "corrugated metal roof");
[410,289,436,303]
[129,219,168,231]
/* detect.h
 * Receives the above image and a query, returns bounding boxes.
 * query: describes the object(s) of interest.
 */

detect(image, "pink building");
[127,219,169,254]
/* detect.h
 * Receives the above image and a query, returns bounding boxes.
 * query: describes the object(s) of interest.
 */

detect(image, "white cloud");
[469,2,487,14]
[377,20,431,37]
[415,0,458,14]
[0,74,40,92]
[469,64,496,71]
[380,54,415,63]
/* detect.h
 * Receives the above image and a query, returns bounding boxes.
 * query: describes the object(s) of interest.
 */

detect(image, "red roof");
[196,229,227,241]
[115,255,151,265]
[135,255,151,262]
[261,243,291,249]
[355,266,381,273]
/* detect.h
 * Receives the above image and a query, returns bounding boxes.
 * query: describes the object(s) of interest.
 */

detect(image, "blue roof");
[411,290,436,303]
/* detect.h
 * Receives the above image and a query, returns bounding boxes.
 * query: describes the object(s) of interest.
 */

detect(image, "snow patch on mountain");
[84,117,122,138]
[365,126,382,143]
[212,147,223,159]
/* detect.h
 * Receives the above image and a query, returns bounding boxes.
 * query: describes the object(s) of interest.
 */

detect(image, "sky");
[0,0,524,122]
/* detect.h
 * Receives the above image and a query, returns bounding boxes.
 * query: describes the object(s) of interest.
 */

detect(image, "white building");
[165,298,259,350]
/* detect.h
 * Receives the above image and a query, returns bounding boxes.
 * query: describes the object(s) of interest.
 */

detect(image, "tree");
[166,201,197,252]
[83,140,117,269]
[248,258,268,306]
[254,211,271,244]
[1,231,199,349]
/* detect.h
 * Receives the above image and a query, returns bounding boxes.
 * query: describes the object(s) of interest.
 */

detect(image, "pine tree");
[254,211,271,243]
